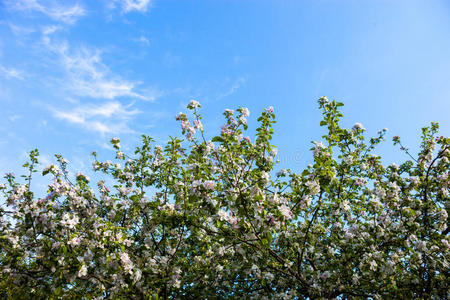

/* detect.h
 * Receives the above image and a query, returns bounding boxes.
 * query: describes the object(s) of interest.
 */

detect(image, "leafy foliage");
[1,98,449,299]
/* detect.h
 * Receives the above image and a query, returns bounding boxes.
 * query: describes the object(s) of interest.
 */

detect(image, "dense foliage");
[1,97,449,299]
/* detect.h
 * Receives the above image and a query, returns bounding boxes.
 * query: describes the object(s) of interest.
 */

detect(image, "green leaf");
[212,136,224,143]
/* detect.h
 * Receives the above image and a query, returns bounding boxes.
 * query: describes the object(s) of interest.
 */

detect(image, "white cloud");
[8,23,36,35]
[118,0,152,13]
[42,25,61,35]
[0,65,25,80]
[216,77,246,100]
[134,35,150,45]
[121,0,150,12]
[44,39,152,100]
[9,0,85,24]
[52,101,140,135]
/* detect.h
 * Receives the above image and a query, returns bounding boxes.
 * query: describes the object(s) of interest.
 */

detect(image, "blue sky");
[1,0,449,184]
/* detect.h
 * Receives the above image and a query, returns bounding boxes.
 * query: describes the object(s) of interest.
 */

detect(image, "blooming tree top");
[0,97,449,299]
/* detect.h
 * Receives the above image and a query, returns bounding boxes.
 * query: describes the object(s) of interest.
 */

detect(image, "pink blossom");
[279,204,292,220]
[188,99,200,108]
[203,180,216,190]
[193,120,203,131]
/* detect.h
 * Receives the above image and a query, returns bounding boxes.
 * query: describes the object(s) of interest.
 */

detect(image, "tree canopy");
[1,97,449,299]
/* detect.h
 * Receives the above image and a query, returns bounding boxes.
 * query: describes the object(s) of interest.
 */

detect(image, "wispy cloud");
[43,39,153,100]
[42,25,61,35]
[0,65,25,80]
[134,35,150,45]
[216,77,246,100]
[8,0,85,24]
[117,0,152,13]
[8,23,36,35]
[51,101,140,135]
